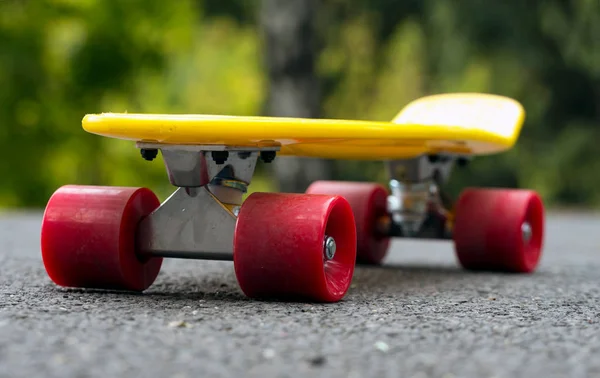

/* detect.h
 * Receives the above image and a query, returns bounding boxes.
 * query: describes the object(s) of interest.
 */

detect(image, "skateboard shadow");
[347,261,550,297]
[48,262,548,306]
[139,263,492,303]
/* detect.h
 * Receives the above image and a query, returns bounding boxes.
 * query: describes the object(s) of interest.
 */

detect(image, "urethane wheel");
[452,188,544,273]
[306,181,390,265]
[233,192,357,302]
[41,185,163,291]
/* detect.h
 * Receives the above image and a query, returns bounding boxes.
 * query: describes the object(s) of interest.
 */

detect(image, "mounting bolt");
[211,151,229,165]
[260,151,276,163]
[323,235,336,260]
[427,154,440,163]
[457,157,469,167]
[140,148,158,161]
[521,222,532,243]
[238,151,252,160]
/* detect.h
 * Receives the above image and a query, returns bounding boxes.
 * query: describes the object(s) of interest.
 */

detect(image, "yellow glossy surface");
[82,93,525,160]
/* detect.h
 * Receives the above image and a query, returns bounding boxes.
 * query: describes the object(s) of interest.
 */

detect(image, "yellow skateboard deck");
[82,93,525,160]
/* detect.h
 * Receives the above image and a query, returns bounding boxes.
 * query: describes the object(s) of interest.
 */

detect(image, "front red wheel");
[233,192,357,302]
[306,181,391,265]
[41,185,163,291]
[452,188,544,273]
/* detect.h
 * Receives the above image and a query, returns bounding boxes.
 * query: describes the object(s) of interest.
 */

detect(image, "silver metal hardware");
[207,181,246,208]
[387,179,431,236]
[323,236,336,260]
[134,144,273,260]
[136,187,236,260]
[386,155,454,185]
[521,222,532,243]
[385,155,459,237]
[136,142,278,188]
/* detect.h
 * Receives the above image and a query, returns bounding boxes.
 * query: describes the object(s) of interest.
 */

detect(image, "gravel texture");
[1,211,600,378]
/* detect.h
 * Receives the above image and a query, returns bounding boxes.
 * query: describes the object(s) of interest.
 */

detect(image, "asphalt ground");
[1,211,599,378]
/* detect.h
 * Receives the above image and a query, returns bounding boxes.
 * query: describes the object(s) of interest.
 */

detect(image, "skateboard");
[40,93,544,303]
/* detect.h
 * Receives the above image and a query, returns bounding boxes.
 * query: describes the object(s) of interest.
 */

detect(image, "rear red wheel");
[41,185,162,291]
[233,192,357,302]
[452,188,544,273]
[306,181,390,265]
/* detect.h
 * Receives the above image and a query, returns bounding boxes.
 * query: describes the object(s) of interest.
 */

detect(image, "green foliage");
[0,0,266,206]
[316,0,600,208]
[0,0,598,208]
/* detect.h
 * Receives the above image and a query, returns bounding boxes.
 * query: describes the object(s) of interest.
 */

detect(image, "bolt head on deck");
[260,151,276,163]
[140,148,158,161]
[211,151,229,165]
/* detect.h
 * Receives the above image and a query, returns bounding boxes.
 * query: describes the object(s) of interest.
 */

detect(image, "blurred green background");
[1,0,598,210]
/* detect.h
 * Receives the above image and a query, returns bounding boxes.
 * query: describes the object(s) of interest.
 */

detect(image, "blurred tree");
[259,0,332,193]
[0,0,268,207]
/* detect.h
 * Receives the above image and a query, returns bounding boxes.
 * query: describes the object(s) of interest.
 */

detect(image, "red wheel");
[452,188,544,273]
[41,185,162,291]
[233,193,357,302]
[306,181,390,265]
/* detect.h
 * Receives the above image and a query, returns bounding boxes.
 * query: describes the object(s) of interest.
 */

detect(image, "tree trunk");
[259,0,331,193]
